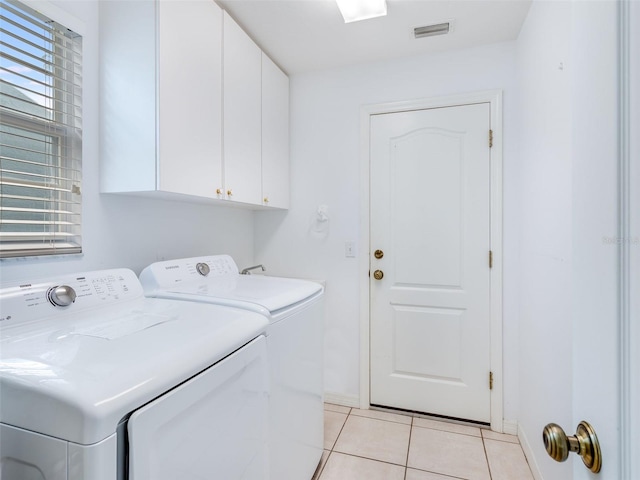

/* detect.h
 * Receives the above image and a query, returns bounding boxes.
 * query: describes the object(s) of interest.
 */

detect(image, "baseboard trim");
[502,419,518,435]
[324,392,360,408]
[518,424,544,480]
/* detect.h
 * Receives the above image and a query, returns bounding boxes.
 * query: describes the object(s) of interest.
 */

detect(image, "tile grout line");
[481,434,494,480]
[404,416,414,480]
[326,451,411,469]
[317,406,351,480]
[350,411,414,426]
[481,434,521,445]
[411,423,483,439]
[407,466,472,480]
[330,408,351,451]
[315,450,331,480]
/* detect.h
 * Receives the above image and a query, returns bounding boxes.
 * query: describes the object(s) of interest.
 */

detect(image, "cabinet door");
[261,53,290,209]
[157,0,223,198]
[223,12,262,205]
[100,0,157,193]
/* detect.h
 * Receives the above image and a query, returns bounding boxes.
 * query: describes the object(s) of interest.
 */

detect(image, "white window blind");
[0,0,82,258]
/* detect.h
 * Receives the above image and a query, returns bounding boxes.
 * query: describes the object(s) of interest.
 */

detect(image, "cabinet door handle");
[227,189,233,197]
[263,196,269,204]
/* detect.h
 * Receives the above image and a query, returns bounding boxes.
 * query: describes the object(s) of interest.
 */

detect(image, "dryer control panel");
[0,269,143,325]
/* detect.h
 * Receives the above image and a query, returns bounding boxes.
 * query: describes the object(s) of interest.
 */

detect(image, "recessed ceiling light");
[414,22,451,39]
[336,0,387,24]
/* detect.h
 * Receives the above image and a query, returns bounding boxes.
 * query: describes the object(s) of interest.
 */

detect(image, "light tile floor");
[313,403,534,480]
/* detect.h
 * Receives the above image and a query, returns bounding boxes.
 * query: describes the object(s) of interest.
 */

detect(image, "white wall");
[515,1,573,478]
[254,42,521,419]
[0,0,255,285]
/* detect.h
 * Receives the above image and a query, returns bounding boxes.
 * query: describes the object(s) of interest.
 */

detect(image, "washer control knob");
[47,285,77,307]
[196,262,210,276]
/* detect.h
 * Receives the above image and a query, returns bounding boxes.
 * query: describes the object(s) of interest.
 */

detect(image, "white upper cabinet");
[223,12,262,205]
[100,0,223,199]
[158,1,223,198]
[261,53,290,209]
[100,1,289,209]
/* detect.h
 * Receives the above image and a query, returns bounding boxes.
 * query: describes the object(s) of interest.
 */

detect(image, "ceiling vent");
[414,22,451,39]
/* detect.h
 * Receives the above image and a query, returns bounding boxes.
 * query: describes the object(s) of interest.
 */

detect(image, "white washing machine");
[140,255,325,480]
[0,268,269,480]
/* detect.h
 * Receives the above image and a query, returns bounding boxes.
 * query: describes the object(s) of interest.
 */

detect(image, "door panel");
[370,103,491,423]
[392,306,464,380]
[393,129,464,287]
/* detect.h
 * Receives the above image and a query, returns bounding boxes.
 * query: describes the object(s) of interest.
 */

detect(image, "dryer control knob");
[47,285,77,307]
[196,262,210,276]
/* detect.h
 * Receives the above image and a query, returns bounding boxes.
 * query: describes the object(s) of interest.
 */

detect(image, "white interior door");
[369,103,492,423]
[568,2,634,478]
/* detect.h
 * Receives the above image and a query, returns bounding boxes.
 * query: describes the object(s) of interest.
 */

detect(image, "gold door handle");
[542,421,601,473]
[227,189,233,197]
[216,188,222,195]
[373,270,384,280]
[374,249,384,259]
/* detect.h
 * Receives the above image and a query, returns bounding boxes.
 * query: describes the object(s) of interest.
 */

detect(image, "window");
[0,0,82,258]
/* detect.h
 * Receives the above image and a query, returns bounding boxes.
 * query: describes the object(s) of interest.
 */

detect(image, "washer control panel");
[47,285,77,307]
[139,255,239,289]
[0,269,143,325]
[196,262,210,276]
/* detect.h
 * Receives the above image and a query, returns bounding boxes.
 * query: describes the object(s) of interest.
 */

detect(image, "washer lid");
[157,274,322,315]
[140,256,323,314]
[0,270,268,445]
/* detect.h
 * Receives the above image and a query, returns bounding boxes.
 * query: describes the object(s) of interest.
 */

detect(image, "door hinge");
[489,250,493,269]
[489,129,493,148]
[489,371,494,390]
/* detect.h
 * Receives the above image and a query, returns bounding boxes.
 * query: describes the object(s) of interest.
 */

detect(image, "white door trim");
[619,0,637,475]
[358,90,504,431]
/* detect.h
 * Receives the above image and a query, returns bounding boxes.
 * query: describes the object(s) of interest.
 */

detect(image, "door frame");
[358,90,504,432]
[620,0,637,475]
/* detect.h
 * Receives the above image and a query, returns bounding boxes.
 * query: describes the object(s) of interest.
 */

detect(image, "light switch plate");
[345,241,356,258]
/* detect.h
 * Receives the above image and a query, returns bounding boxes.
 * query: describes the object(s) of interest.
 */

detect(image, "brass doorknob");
[542,421,601,473]
[374,249,384,259]
[373,270,384,280]
[227,189,233,196]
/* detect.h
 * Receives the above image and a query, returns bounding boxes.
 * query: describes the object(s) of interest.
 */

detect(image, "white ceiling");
[217,0,532,75]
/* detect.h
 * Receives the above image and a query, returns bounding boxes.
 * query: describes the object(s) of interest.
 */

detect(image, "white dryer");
[0,269,269,480]
[140,255,325,480]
